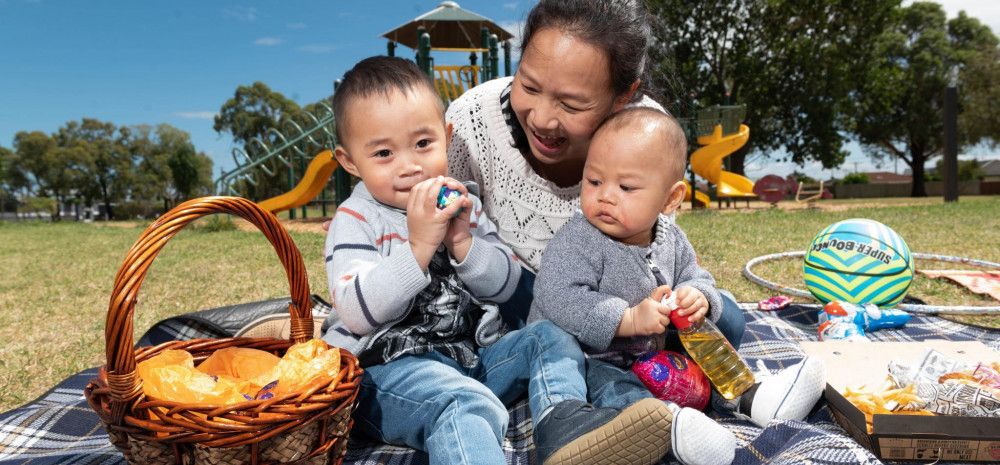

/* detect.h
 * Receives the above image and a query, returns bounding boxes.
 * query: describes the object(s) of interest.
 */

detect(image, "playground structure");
[682,106,757,208]
[214,2,515,216]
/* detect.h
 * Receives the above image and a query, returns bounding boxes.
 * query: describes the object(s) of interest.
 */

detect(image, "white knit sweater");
[446,77,667,273]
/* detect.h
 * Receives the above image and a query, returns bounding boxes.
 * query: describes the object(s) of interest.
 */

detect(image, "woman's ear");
[613,79,641,112]
[662,180,687,214]
[334,146,360,178]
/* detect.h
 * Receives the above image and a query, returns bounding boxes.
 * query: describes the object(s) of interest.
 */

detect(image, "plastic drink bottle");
[663,293,756,399]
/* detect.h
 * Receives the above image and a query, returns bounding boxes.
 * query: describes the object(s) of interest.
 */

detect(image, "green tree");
[12,131,57,195]
[853,3,1000,196]
[647,0,897,173]
[55,119,134,220]
[214,82,332,200]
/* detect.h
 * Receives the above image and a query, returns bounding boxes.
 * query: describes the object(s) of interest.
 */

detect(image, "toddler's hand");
[672,286,709,325]
[406,176,463,270]
[441,179,474,261]
[650,285,673,313]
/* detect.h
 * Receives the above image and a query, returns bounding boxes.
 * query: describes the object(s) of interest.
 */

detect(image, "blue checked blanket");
[2,299,997,465]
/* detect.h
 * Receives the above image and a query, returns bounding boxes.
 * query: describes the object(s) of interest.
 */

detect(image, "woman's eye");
[522,84,539,94]
[373,149,391,158]
[562,102,583,112]
[416,138,431,149]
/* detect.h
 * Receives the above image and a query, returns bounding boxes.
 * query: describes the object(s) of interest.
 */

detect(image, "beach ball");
[632,351,710,409]
[803,219,914,307]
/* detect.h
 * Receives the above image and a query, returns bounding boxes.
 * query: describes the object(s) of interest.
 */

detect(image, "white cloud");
[498,20,525,60]
[222,6,257,22]
[254,37,283,46]
[503,2,519,10]
[174,111,217,120]
[287,22,307,30]
[297,43,338,54]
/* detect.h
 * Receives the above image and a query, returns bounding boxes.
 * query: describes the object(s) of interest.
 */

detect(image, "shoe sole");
[543,397,673,465]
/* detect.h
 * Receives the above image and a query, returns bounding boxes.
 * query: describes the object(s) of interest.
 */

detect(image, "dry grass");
[0,196,997,411]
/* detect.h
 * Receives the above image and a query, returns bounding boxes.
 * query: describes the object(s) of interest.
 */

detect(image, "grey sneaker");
[534,398,673,465]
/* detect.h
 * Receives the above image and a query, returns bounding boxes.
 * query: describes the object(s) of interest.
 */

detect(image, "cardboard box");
[801,340,1000,462]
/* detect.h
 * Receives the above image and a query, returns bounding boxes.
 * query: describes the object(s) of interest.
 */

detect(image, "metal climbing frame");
[213,101,349,218]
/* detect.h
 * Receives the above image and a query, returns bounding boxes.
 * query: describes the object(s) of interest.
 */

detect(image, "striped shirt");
[321,182,521,367]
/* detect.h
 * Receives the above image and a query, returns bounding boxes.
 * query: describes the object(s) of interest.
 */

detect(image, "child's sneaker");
[669,404,736,465]
[534,398,672,465]
[748,357,826,427]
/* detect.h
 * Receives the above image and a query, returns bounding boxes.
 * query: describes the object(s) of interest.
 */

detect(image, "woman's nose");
[531,101,559,131]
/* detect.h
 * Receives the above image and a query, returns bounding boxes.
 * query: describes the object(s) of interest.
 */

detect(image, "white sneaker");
[670,404,736,465]
[749,357,826,427]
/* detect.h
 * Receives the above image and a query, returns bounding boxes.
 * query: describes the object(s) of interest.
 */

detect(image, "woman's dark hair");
[520,0,652,99]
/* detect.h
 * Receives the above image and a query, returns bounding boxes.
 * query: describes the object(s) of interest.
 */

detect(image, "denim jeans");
[353,320,587,465]
[589,292,748,411]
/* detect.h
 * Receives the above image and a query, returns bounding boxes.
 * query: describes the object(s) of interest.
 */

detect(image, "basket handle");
[103,196,313,412]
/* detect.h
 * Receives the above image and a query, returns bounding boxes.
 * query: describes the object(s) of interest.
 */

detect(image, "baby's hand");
[620,298,670,337]
[672,286,709,325]
[406,177,462,270]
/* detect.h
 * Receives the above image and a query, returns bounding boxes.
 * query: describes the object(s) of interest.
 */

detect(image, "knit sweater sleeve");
[451,194,521,303]
[531,216,629,352]
[324,202,430,336]
[670,226,723,322]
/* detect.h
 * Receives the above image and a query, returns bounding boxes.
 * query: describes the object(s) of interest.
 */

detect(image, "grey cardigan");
[529,212,722,358]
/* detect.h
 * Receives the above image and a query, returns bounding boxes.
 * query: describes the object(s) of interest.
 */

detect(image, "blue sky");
[2,0,997,183]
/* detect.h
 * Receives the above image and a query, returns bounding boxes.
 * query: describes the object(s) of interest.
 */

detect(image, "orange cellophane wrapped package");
[196,347,281,382]
[135,341,342,405]
[136,350,248,405]
[251,339,342,396]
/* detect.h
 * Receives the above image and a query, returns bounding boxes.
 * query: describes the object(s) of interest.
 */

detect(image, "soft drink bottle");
[663,293,756,400]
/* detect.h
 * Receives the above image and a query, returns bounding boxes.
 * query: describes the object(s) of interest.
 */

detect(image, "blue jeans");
[353,320,587,465]
[589,292,748,411]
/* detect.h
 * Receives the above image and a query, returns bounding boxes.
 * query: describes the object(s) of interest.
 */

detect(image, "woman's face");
[510,27,621,171]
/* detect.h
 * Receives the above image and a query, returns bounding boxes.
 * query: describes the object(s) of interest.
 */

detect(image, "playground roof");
[382,1,514,52]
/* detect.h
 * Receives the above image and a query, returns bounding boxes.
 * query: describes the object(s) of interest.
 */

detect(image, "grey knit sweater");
[529,212,722,360]
[321,182,521,359]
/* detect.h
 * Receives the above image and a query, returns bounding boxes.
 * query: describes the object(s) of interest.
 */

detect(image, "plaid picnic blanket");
[2,300,998,465]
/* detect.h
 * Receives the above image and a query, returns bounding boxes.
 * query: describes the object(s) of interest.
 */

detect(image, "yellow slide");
[683,180,710,207]
[257,150,339,214]
[691,124,755,201]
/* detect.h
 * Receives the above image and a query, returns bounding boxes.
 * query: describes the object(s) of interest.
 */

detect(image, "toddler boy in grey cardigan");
[531,108,827,465]
[320,56,676,465]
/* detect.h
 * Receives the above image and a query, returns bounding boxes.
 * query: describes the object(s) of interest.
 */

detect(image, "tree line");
[0,120,213,220]
[4,1,997,211]
[648,0,999,196]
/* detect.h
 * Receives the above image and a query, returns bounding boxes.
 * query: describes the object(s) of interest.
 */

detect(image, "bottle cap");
[662,294,692,330]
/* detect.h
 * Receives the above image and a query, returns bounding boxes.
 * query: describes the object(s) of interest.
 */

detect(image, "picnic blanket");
[2,298,998,465]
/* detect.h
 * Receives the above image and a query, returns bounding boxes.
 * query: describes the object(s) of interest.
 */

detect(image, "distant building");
[863,171,912,184]
[982,159,1000,182]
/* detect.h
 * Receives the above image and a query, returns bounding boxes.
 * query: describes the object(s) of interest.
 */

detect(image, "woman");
[446,0,747,344]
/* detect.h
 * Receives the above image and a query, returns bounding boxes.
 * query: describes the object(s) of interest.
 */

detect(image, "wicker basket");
[85,196,361,465]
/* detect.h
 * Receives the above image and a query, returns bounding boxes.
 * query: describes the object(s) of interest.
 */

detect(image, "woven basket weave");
[85,196,361,465]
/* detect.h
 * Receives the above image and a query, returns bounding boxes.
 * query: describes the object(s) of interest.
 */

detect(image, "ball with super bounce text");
[632,350,710,410]
[803,218,914,307]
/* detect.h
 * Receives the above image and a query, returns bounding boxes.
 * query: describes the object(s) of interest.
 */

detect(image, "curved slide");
[683,180,710,207]
[257,150,339,214]
[691,124,755,200]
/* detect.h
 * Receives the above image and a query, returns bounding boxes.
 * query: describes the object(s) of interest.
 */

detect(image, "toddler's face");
[581,130,676,246]
[336,87,449,209]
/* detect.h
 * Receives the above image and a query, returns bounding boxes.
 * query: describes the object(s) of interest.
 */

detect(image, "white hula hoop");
[742,251,1000,315]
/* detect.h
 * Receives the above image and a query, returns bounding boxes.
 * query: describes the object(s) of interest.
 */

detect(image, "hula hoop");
[743,251,1000,315]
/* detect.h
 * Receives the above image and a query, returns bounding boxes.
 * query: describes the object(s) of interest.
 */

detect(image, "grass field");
[0,196,997,411]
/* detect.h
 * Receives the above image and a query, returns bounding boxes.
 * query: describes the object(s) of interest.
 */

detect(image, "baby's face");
[581,129,675,246]
[337,86,449,209]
